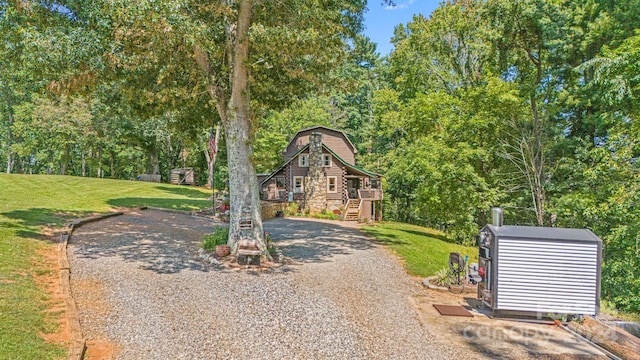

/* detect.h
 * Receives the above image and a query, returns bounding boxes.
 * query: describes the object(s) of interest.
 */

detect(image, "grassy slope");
[0,174,211,359]
[361,222,477,278]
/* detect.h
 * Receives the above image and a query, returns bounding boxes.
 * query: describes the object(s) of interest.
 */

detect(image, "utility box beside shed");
[478,219,602,318]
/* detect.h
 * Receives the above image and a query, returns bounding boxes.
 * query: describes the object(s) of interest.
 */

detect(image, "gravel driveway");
[68,209,486,359]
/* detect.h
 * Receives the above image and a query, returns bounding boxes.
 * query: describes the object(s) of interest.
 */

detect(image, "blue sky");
[363,0,441,56]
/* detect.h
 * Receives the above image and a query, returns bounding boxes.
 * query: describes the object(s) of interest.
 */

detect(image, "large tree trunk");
[529,69,546,226]
[81,150,86,176]
[5,88,14,174]
[60,147,68,175]
[109,151,115,178]
[6,113,13,174]
[150,148,160,174]
[97,148,103,178]
[204,124,221,189]
[196,0,267,255]
[223,112,265,254]
[222,0,265,254]
[204,148,214,187]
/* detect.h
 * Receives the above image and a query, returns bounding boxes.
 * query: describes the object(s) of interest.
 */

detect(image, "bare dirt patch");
[34,239,71,349]
[410,283,608,359]
[72,270,122,358]
[84,338,122,360]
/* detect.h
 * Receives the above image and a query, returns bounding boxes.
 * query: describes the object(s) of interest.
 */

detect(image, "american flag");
[209,129,217,157]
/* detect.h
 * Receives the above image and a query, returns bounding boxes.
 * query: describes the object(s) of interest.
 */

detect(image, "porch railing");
[357,189,382,201]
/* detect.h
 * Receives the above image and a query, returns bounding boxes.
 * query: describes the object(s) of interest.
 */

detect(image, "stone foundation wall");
[261,202,290,221]
[326,199,343,211]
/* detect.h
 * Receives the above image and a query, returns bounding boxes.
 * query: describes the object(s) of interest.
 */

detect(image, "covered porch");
[342,171,383,222]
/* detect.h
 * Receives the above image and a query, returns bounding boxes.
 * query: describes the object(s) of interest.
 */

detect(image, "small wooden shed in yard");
[170,168,198,186]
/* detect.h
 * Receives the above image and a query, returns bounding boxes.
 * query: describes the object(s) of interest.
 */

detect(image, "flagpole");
[212,157,216,211]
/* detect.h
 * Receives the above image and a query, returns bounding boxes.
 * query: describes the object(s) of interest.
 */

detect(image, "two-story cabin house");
[259,126,382,222]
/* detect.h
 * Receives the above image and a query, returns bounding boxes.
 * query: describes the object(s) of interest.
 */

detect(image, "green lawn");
[361,222,478,278]
[0,174,212,359]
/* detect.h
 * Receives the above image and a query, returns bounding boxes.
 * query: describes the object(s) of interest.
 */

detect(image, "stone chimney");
[305,132,327,214]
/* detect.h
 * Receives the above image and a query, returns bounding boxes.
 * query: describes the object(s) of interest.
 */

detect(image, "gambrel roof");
[260,143,379,186]
[283,126,358,155]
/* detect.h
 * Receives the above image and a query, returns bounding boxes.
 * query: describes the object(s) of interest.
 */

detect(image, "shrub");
[285,202,299,216]
[432,268,454,287]
[312,210,339,220]
[202,226,230,251]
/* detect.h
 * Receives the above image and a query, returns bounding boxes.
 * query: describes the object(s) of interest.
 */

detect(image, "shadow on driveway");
[265,218,375,263]
[71,212,375,274]
[70,210,218,274]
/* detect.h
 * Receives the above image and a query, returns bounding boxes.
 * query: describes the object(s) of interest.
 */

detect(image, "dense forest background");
[1,0,638,313]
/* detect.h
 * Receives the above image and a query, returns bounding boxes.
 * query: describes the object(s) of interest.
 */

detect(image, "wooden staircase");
[343,199,362,221]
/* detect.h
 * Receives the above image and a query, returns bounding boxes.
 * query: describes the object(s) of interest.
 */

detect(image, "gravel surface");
[68,209,489,359]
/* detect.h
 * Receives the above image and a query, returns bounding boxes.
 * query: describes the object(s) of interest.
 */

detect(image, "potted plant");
[202,227,231,257]
[215,243,231,257]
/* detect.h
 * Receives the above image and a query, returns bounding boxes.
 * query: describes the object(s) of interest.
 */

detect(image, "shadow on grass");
[398,228,455,244]
[69,210,221,274]
[153,185,210,199]
[264,218,375,264]
[107,197,211,210]
[360,229,410,246]
[1,208,96,240]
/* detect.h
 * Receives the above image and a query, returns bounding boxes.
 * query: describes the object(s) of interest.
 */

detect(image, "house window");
[275,176,285,189]
[327,176,337,193]
[298,154,309,167]
[322,154,332,167]
[294,176,304,193]
[370,178,379,189]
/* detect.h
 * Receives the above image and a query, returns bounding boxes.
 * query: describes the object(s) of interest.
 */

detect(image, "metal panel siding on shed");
[496,238,599,315]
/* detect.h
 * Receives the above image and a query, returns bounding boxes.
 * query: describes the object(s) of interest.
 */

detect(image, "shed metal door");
[496,238,598,315]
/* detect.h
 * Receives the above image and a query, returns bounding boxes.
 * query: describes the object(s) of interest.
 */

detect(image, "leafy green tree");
[92,0,377,253]
[551,31,640,313]
[12,95,92,175]
[388,0,486,100]
[253,97,339,173]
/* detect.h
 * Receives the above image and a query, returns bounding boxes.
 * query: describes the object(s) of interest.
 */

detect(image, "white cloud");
[385,0,416,11]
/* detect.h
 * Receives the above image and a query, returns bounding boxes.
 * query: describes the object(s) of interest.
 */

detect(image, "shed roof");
[484,225,601,243]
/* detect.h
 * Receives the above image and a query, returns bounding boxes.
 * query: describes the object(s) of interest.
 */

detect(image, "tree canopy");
[1,0,639,313]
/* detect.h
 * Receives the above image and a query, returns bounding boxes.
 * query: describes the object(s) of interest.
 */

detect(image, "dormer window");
[298,154,309,167]
[322,154,332,167]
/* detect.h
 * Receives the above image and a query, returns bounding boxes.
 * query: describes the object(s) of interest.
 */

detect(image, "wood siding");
[262,151,351,202]
[261,126,383,222]
[263,181,278,200]
[284,128,355,164]
[325,160,343,201]
[361,200,372,221]
[290,154,309,201]
[262,169,286,201]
